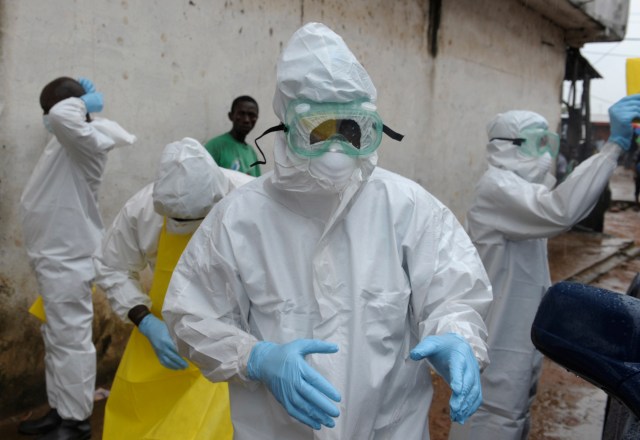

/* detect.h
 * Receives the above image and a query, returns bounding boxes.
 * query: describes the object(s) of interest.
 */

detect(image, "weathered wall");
[0,0,577,416]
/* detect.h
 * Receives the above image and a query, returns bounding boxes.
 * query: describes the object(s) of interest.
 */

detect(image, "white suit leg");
[450,281,545,440]
[449,349,534,439]
[37,259,96,421]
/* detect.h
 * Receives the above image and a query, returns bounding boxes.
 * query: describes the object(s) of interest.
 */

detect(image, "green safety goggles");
[492,127,559,158]
[517,127,560,158]
[249,100,404,168]
[284,99,402,157]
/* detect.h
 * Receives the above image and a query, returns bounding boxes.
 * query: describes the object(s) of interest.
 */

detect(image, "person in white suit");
[163,22,493,440]
[450,96,640,440]
[20,76,136,440]
[94,138,252,440]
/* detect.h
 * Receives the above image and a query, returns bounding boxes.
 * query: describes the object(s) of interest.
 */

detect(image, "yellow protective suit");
[103,222,233,440]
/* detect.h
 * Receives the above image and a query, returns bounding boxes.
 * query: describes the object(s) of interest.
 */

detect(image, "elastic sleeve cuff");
[602,141,623,159]
[128,304,152,326]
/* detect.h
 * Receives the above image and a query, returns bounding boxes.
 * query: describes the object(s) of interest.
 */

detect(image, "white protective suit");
[163,23,492,440]
[449,110,622,440]
[94,138,254,321]
[20,96,136,420]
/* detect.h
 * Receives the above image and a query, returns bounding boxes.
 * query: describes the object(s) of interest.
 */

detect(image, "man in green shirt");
[204,96,261,177]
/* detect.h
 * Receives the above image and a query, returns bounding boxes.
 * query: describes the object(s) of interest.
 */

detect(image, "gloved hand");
[138,314,189,370]
[410,333,482,424]
[247,339,341,430]
[77,77,96,94]
[80,92,104,114]
[608,94,640,151]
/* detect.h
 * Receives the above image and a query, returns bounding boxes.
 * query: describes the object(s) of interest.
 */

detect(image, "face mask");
[537,152,553,176]
[516,153,553,184]
[42,115,53,133]
[512,150,552,184]
[308,150,358,190]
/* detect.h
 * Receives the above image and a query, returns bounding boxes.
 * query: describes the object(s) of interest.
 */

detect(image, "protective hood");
[152,137,230,219]
[486,110,555,185]
[271,22,378,194]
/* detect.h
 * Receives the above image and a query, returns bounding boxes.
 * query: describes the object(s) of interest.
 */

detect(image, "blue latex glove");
[608,94,640,151]
[80,92,104,114]
[247,339,341,430]
[410,333,482,424]
[138,314,189,370]
[77,77,96,94]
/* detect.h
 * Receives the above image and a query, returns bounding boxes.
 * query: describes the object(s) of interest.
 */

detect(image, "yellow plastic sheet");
[103,220,233,439]
[104,329,232,439]
[29,286,97,323]
[28,295,46,322]
[626,58,640,95]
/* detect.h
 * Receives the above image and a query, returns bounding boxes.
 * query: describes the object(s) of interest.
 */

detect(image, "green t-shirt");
[204,132,261,177]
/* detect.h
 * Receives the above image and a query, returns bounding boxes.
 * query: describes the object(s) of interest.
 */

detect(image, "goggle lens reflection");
[309,119,362,148]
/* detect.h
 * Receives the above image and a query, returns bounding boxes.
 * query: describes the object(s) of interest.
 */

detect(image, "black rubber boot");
[18,408,62,435]
[36,418,91,440]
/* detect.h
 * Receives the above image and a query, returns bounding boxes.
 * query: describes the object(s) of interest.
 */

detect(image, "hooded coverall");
[20,97,136,421]
[163,23,492,440]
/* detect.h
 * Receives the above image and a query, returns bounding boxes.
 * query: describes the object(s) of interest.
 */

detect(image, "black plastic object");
[626,273,640,299]
[602,273,640,440]
[531,281,640,418]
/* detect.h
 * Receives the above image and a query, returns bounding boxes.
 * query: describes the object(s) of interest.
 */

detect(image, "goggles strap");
[251,123,287,168]
[383,124,404,142]
[490,137,526,146]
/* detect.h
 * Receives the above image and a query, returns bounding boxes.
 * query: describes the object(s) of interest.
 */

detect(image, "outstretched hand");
[247,339,341,430]
[410,333,482,424]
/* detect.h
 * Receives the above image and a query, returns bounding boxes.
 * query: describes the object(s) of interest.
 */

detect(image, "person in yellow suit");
[94,137,253,439]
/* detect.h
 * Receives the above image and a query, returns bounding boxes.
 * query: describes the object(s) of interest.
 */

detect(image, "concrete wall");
[0,0,591,416]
